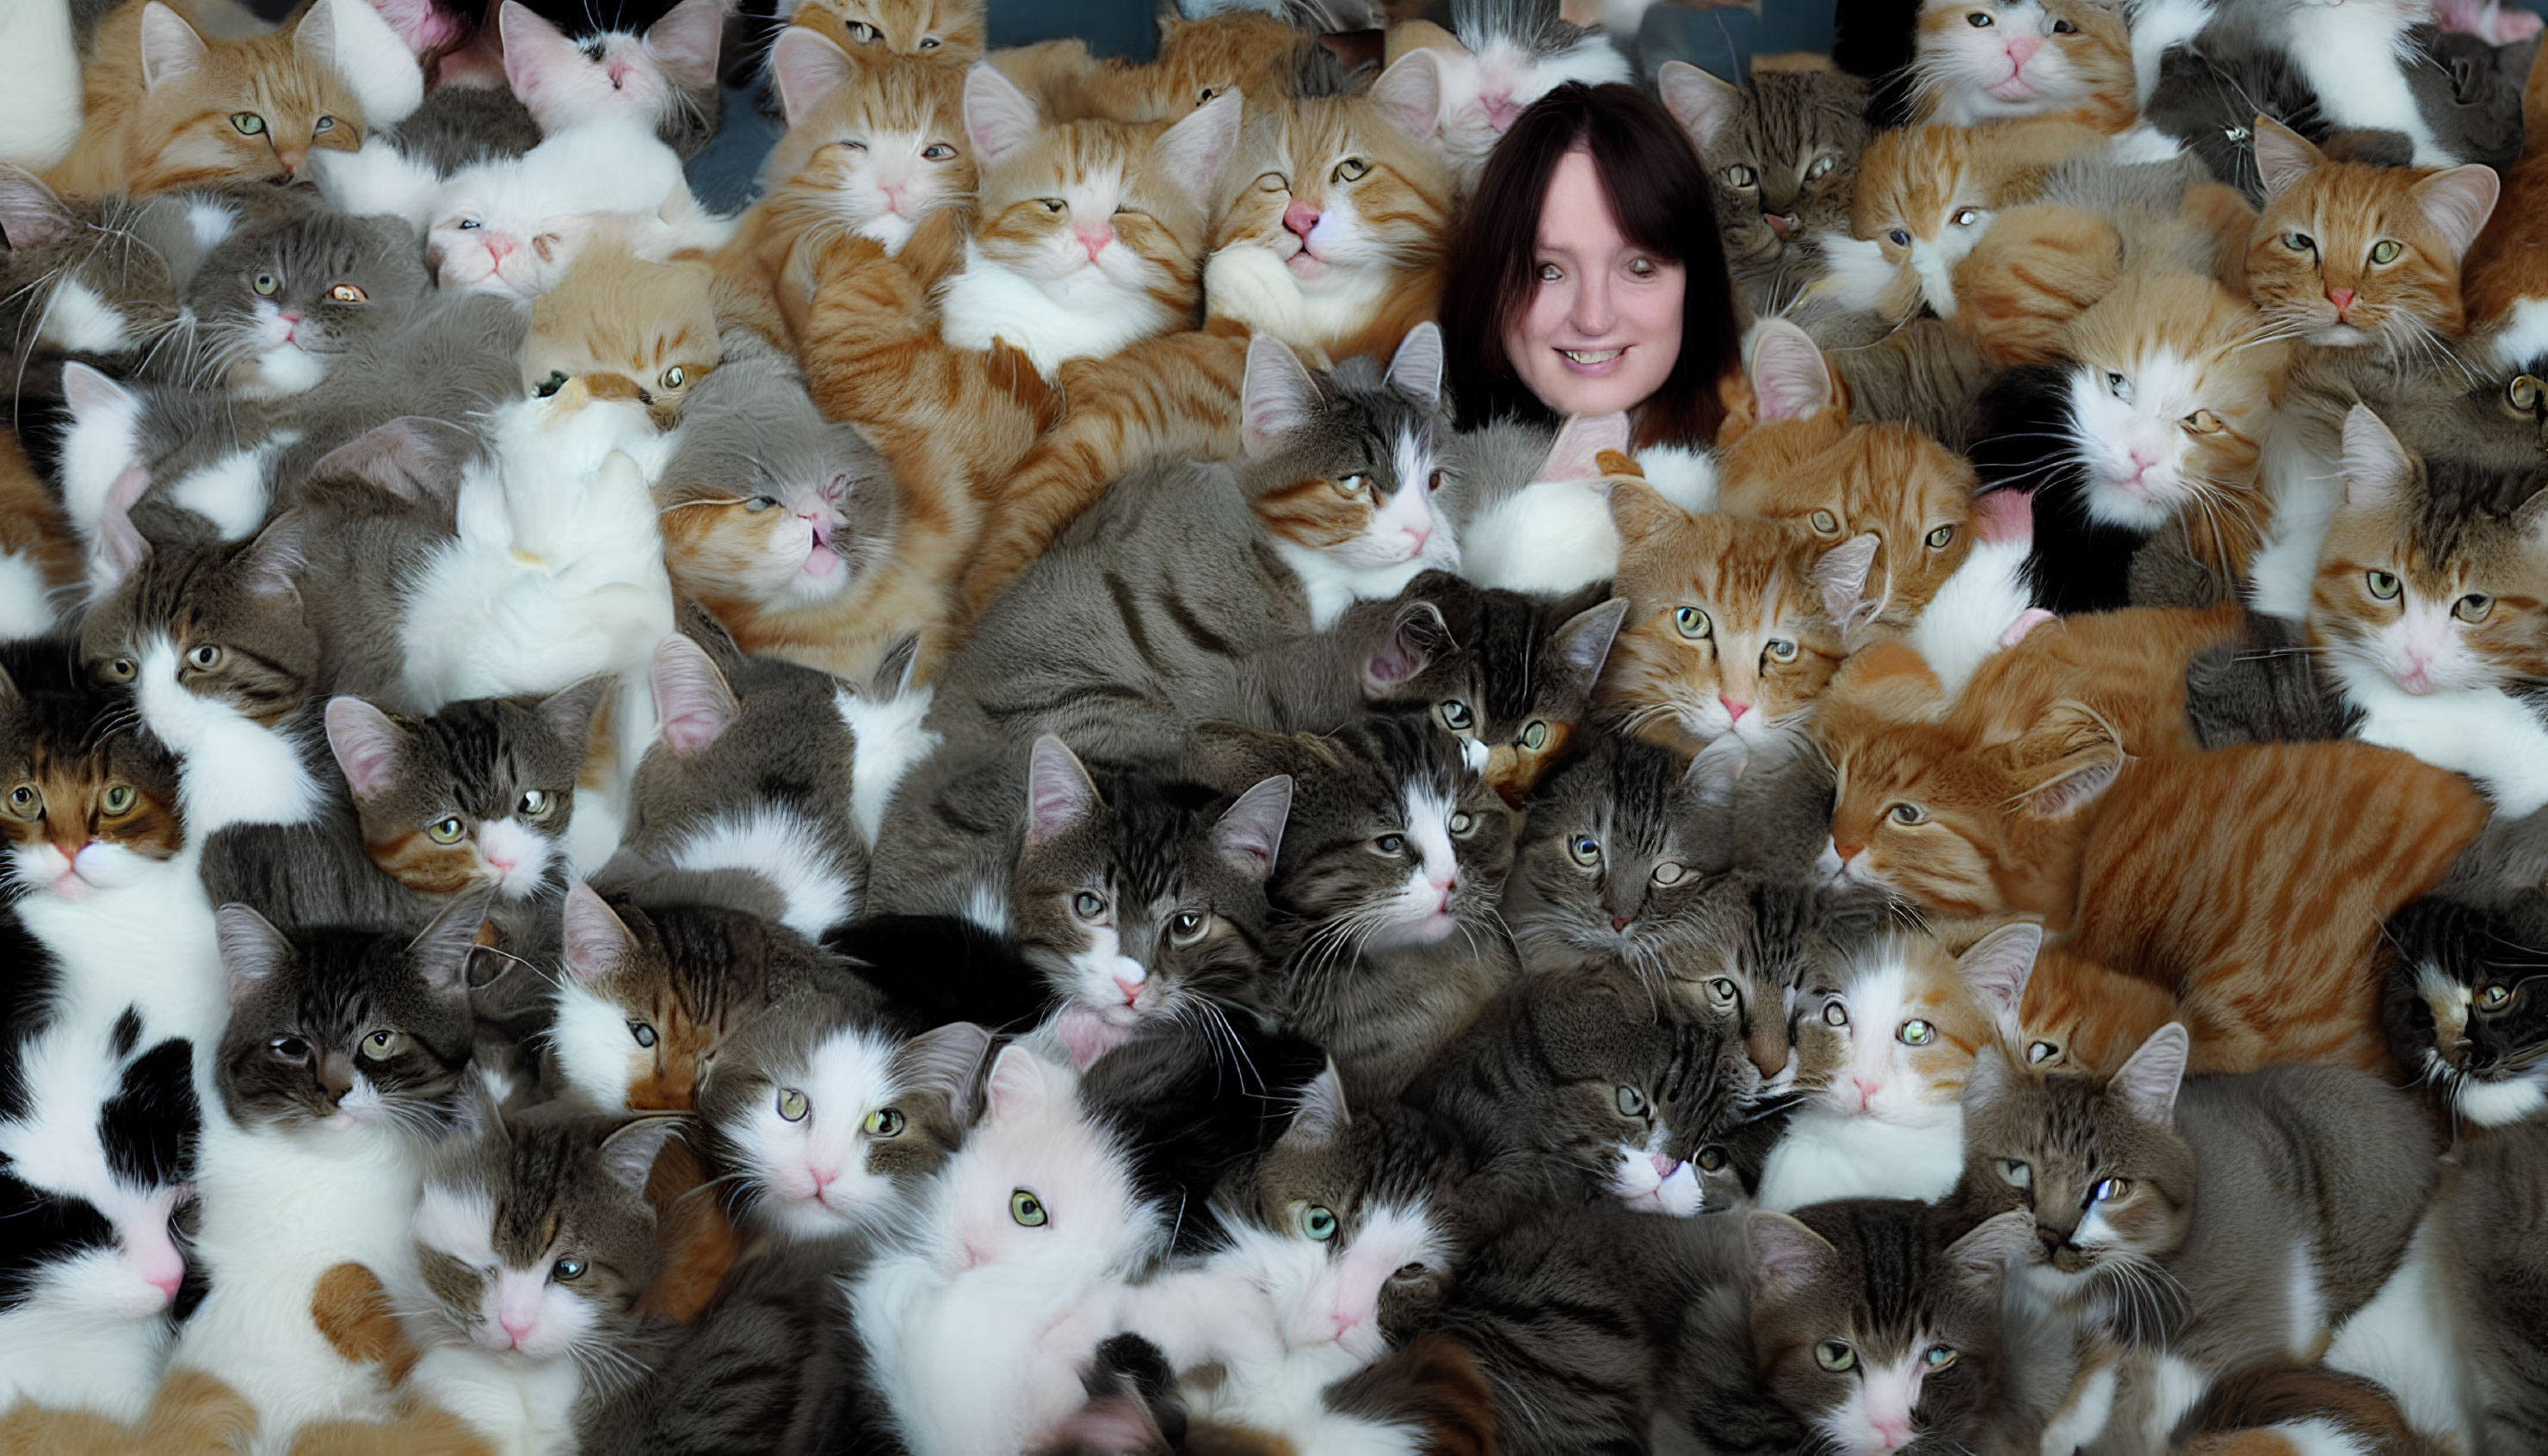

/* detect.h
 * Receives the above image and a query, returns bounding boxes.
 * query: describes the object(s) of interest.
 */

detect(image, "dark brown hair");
[1441,82,1742,449]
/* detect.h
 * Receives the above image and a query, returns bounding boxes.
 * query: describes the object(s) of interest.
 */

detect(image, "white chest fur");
[409,1345,587,1456]
[1755,1107,1965,1212]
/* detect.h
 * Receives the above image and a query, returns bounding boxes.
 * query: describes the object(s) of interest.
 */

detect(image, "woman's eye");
[864,1106,907,1136]
[2371,239,2402,265]
[1885,228,1910,247]
[1568,834,1601,867]
[1536,262,1562,283]
[1925,524,1956,549]
[2286,231,2315,252]
[1439,700,1474,731]
[2366,570,2402,601]
[231,112,266,134]
[1763,639,1798,663]
[328,283,367,303]
[102,785,135,815]
[519,789,554,820]
[2456,594,2494,623]
[922,143,956,160]
[630,1021,657,1049]
[1299,1204,1338,1240]
[1071,891,1105,920]
[1614,1085,1648,1117]
[776,1087,810,1121]
[1333,157,1371,182]
[1653,861,1687,886]
[1822,1002,1849,1027]
[1897,1018,1935,1046]
[427,817,466,844]
[1010,1189,1048,1226]
[1673,606,1712,640]
[1374,834,1406,855]
[1520,720,1549,750]
[1889,803,1925,825]
[251,274,279,297]
[1724,163,1757,187]
[662,366,688,390]
[2000,1157,2032,1188]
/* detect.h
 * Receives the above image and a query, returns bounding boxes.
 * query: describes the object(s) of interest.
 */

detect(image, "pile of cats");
[8,0,2548,1449]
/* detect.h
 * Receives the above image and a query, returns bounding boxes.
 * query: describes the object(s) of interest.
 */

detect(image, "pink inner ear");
[1971,489,2033,546]
[324,700,402,799]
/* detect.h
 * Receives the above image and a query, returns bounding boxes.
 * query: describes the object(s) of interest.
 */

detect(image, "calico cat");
[1388,0,1629,194]
[521,239,722,431]
[786,0,984,65]
[546,883,882,1113]
[170,898,485,1445]
[2245,115,2500,352]
[2383,892,2548,1127]
[1401,964,1755,1216]
[1755,924,2037,1212]
[398,1100,685,1454]
[1955,1025,2437,1453]
[1657,61,1872,318]
[48,0,365,197]
[497,0,723,157]
[1601,478,1875,757]
[1909,0,2137,132]
[188,205,430,402]
[694,1011,987,1243]
[1200,52,1450,366]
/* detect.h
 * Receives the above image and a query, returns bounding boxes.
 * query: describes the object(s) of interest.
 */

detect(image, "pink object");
[2000,608,2058,648]
[1281,199,1321,240]
[2438,0,2544,42]
[2328,286,2357,314]
[1971,489,2034,546]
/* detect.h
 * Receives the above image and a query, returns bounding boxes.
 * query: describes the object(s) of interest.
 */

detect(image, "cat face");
[1424,583,1624,805]
[1241,329,1460,596]
[1830,125,2012,321]
[420,126,689,299]
[1207,71,1448,308]
[121,3,363,194]
[2384,898,2548,1127]
[81,517,320,743]
[1509,732,1718,982]
[2247,118,2501,351]
[1660,65,1869,286]
[1416,0,1628,188]
[0,177,188,365]
[1789,928,2034,1131]
[1956,1027,2196,1325]
[1718,418,1972,632]
[326,688,602,903]
[789,0,985,64]
[1604,486,1868,753]
[1910,0,2130,125]
[411,1104,676,1361]
[921,1046,1156,1279]
[1749,1202,2033,1456]
[2061,272,2286,535]
[523,246,720,430]
[213,901,482,1137]
[696,1015,985,1240]
[0,651,183,903]
[2311,409,2548,697]
[188,209,427,400]
[499,0,721,154]
[1014,739,1289,1066]
[764,37,972,255]
[0,1024,197,1323]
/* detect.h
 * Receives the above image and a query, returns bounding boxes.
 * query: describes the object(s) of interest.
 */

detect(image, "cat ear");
[2109,1022,2188,1125]
[1955,922,2042,1037]
[1657,60,1741,151]
[984,1043,1054,1124]
[237,515,305,602]
[562,882,636,985]
[1240,333,1320,460]
[1607,478,1685,551]
[2514,481,2548,552]
[1541,413,1632,484]
[2412,163,2502,264]
[292,0,335,65]
[965,63,1043,169]
[215,904,292,1003]
[409,891,494,1000]
[1026,734,1101,846]
[540,677,609,756]
[1746,1211,1840,1301]
[324,696,408,801]
[597,1115,686,1194]
[891,1021,996,1128]
[1814,534,1881,629]
[308,417,470,506]
[1943,1209,2035,1290]
[1151,89,1243,213]
[94,465,151,589]
[60,361,133,422]
[1549,598,1628,699]
[643,0,725,93]
[2016,705,2123,820]
[138,3,209,90]
[649,633,739,756]
[770,28,854,129]
[1385,322,1446,407]
[2248,115,2322,200]
[1367,48,1441,142]
[500,1,577,104]
[2338,404,2414,512]
[1747,321,1837,423]
[1277,1060,1350,1149]
[1212,774,1293,881]
[1364,600,1451,691]
[0,167,74,250]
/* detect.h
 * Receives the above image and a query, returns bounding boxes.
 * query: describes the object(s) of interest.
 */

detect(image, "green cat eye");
[865,1107,907,1136]
[1520,720,1550,750]
[251,274,279,298]
[1333,157,1371,183]
[427,817,466,844]
[1924,1344,1957,1369]
[2370,239,2402,265]
[5,784,39,818]
[776,1088,810,1122]
[231,113,266,135]
[519,789,555,820]
[1696,1146,1728,1172]
[536,371,567,399]
[1815,1340,1857,1373]
[2508,374,2545,414]
[2366,570,2402,601]
[1298,1203,1338,1241]
[1010,1188,1048,1226]
[2284,231,2315,252]
[1724,163,1757,188]
[1706,977,1737,1006]
[1448,811,1475,836]
[1614,1085,1647,1117]
[2092,1176,2130,1202]
[2456,593,2494,623]
[1999,1157,2032,1188]
[2481,984,2513,1011]
[1071,891,1105,920]
[359,1028,407,1061]
[1439,700,1474,731]
[1925,523,1956,549]
[1889,803,1924,825]
[1673,606,1712,640]
[1763,639,1799,663]
[661,366,687,390]
[552,1258,586,1282]
[630,1021,657,1049]
[1567,834,1601,867]
[101,786,135,815]
[102,657,136,683]
[1897,1018,1935,1046]
[1808,509,1838,534]
[1169,910,1208,943]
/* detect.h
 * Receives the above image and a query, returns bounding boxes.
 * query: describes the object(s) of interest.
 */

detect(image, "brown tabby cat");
[2246,114,2501,351]
[1599,478,1875,756]
[524,240,721,430]
[49,0,363,197]
[787,0,984,65]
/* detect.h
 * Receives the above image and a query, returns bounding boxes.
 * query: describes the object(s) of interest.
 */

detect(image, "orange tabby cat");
[0,426,78,627]
[525,240,722,430]
[2245,114,2500,350]
[2461,33,2548,327]
[990,9,1317,125]
[1817,118,2106,323]
[2016,941,2182,1079]
[1599,478,1875,756]
[1909,0,2136,133]
[49,0,362,197]
[786,0,984,65]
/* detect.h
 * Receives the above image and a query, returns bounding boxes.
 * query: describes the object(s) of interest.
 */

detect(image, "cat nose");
[1853,1077,1880,1109]
[2004,32,2041,68]
[2327,287,2356,313]
[1650,1153,1676,1177]
[500,1311,535,1343]
[1832,840,1863,864]
[1765,213,1796,239]
[2036,1224,2067,1251]
[483,235,515,265]
[1114,974,1142,1003]
[1075,225,1114,262]
[1719,696,1749,722]
[1610,915,1632,932]
[1282,199,1321,241]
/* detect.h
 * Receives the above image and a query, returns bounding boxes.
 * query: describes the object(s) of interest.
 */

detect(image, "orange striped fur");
[1718,416,1976,632]
[0,1369,259,1456]
[787,0,983,65]
[2462,31,2548,324]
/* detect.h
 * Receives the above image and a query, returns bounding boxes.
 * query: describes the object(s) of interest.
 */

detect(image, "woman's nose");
[1570,271,1615,336]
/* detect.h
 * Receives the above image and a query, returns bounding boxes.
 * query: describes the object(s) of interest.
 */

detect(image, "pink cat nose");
[2328,287,2356,313]
[1871,1412,1911,1449]
[1076,225,1114,262]
[1114,974,1143,1003]
[879,183,904,213]
[500,1311,535,1343]
[1282,199,1321,240]
[486,852,517,875]
[808,1164,839,1193]
[2004,33,2041,67]
[1765,213,1797,239]
[1650,1153,1676,1177]
[1721,696,1750,722]
[483,236,514,264]
[1611,915,1632,931]
[147,1268,184,1299]
[1854,1077,1880,1109]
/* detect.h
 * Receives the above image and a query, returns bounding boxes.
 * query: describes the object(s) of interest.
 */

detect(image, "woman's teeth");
[1563,348,1623,364]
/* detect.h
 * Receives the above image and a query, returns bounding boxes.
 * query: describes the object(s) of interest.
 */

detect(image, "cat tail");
[0,0,80,171]
[956,329,1251,619]
[1327,1331,1500,1456]
[2171,1364,2447,1456]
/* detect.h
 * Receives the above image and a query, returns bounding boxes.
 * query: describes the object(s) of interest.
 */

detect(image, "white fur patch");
[837,682,939,849]
[36,280,134,355]
[2281,3,2449,163]
[0,550,60,640]
[1202,245,1396,354]
[1460,481,1617,593]
[2334,663,2548,817]
[546,979,651,1111]
[668,804,854,938]
[170,435,298,540]
[2490,298,2548,371]
[2327,1210,2477,1450]
[1633,447,1720,515]
[0,0,82,170]
[133,639,324,840]
[938,237,1177,375]
[728,1021,914,1239]
[1910,536,2033,701]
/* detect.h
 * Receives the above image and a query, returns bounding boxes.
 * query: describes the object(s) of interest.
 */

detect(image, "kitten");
[2383,893,2548,1127]
[546,883,883,1113]
[1955,1025,2437,1452]
[497,0,723,157]
[1755,924,2037,1212]
[2014,942,2179,1080]
[1389,0,1630,194]
[1657,61,1872,318]
[1601,479,1875,756]
[522,239,722,431]
[694,1010,988,1242]
[2245,114,2500,352]
[171,898,484,1445]
[48,0,365,196]
[1200,52,1450,365]
[188,205,430,402]
[1910,0,2137,132]
[752,33,972,262]
[2306,405,2548,815]
[786,0,984,65]
[399,1101,684,1453]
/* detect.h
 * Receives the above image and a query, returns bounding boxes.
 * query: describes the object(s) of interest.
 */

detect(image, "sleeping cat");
[1755,924,2038,1212]
[1657,61,1872,318]
[2383,893,2548,1126]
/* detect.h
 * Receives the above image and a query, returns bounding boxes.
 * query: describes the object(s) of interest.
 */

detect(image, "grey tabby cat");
[1657,61,1872,318]
[2435,1113,2548,1454]
[1953,1025,2437,1452]
[186,207,431,400]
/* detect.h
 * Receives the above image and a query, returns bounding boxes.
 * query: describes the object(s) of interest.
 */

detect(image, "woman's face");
[1503,148,1687,419]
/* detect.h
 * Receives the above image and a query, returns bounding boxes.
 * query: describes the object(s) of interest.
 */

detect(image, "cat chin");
[2445,1062,2548,1126]
[1608,1148,1702,1217]
[232,343,327,401]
